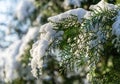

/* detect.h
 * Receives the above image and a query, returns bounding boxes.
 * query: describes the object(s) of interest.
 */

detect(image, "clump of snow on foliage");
[15,0,35,21]
[30,23,64,77]
[30,23,54,77]
[90,0,117,11]
[48,8,87,23]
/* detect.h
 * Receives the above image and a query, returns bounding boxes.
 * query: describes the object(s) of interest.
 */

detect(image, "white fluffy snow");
[48,8,87,23]
[90,0,117,11]
[30,23,54,77]
[30,23,64,77]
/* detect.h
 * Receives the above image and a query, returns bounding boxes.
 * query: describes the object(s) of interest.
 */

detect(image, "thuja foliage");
[52,16,88,73]
[48,7,120,83]
[82,8,120,83]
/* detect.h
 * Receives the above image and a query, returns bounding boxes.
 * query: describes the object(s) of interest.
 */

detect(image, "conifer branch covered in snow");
[30,0,120,83]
